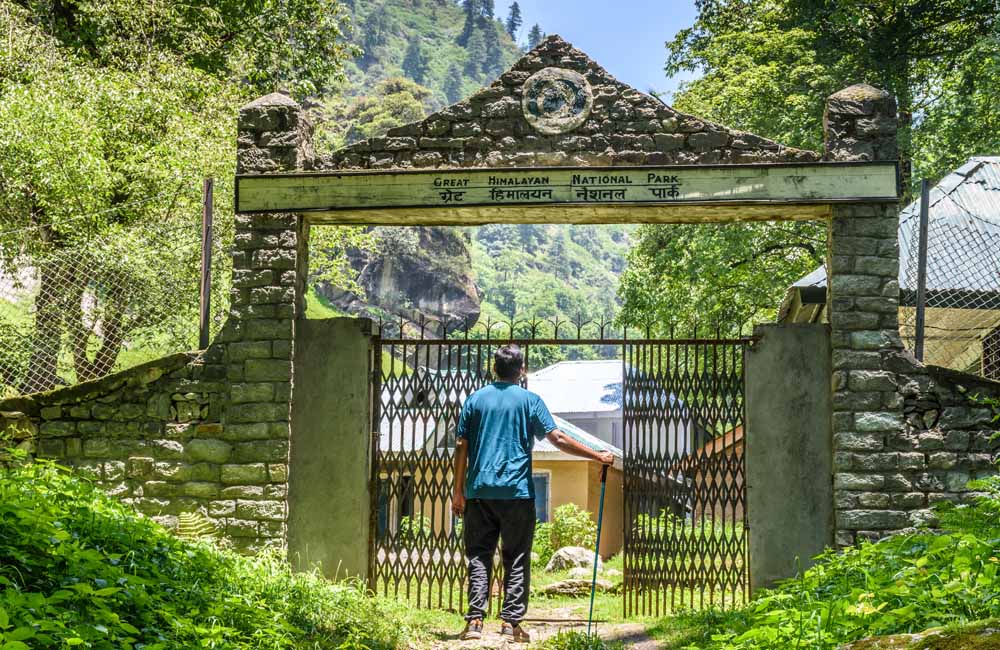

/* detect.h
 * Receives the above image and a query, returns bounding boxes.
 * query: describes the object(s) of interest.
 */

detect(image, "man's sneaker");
[460,619,483,641]
[500,622,530,643]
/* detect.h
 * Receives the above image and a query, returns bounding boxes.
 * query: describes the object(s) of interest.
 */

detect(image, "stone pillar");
[220,92,313,549]
[824,85,904,546]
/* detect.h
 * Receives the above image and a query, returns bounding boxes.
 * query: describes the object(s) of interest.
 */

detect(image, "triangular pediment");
[316,35,819,171]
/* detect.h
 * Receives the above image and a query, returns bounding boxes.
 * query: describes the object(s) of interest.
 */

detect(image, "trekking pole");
[587,464,609,636]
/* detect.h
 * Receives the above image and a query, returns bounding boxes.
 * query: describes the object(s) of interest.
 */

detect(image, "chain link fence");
[0,213,231,397]
[899,162,1000,380]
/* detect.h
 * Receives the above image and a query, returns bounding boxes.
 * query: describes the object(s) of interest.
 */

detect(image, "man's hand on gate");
[598,451,614,466]
[452,491,466,517]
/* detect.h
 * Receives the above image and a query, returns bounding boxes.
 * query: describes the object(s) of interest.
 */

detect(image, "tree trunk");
[21,262,64,394]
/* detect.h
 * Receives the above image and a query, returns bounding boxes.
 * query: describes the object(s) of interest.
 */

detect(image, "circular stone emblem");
[521,68,593,135]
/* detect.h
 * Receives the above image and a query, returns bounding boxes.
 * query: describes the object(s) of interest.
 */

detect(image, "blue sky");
[510,0,700,100]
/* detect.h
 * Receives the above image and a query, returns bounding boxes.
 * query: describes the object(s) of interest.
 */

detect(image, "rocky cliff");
[318,226,481,329]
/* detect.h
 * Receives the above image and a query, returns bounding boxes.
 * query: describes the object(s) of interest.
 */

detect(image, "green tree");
[465,28,488,76]
[666,0,999,191]
[618,222,825,335]
[11,0,354,96]
[402,39,430,84]
[316,77,434,148]
[527,24,544,49]
[443,63,465,103]
[482,23,504,76]
[619,0,1000,337]
[361,7,392,68]
[0,0,358,392]
[505,2,522,39]
[458,0,480,46]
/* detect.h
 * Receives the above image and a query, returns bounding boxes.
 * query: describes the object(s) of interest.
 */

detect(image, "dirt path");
[421,606,660,650]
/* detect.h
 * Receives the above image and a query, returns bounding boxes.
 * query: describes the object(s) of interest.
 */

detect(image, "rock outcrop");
[319,226,481,329]
[545,546,602,572]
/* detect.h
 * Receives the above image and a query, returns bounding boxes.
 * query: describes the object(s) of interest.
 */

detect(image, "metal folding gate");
[368,320,749,615]
[623,339,749,616]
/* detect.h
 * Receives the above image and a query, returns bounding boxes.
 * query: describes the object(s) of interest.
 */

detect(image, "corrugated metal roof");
[791,157,1000,296]
[535,415,623,457]
[898,157,1000,294]
[528,360,623,413]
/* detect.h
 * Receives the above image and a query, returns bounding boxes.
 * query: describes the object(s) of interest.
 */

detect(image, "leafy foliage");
[539,631,624,650]
[648,468,1000,649]
[622,0,1000,335]
[334,0,523,122]
[550,503,598,552]
[0,460,408,649]
[619,221,824,335]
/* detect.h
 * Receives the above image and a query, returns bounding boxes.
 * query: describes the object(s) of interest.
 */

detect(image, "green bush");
[0,459,409,649]
[396,515,432,546]
[550,503,597,551]
[656,470,1000,650]
[538,631,624,650]
[533,521,554,565]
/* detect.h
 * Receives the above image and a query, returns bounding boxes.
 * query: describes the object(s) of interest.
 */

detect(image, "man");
[451,344,615,642]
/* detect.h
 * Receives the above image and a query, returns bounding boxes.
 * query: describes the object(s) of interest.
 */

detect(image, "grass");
[0,456,411,649]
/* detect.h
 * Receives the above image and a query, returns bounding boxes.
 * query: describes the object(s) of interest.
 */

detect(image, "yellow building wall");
[534,459,624,558]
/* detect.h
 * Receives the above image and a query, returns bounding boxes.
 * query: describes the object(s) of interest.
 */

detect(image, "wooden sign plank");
[236,162,899,217]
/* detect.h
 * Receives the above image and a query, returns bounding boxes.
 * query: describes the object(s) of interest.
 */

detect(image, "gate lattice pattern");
[623,340,749,616]
[370,338,498,610]
[367,316,750,616]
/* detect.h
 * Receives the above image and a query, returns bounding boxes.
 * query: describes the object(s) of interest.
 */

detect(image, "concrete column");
[746,324,832,590]
[824,85,904,546]
[288,318,373,579]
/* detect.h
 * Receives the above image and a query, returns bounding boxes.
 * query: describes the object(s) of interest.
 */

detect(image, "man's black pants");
[463,498,535,624]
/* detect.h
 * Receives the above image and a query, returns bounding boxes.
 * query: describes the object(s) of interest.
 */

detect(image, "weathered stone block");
[268,463,288,483]
[857,492,891,508]
[231,382,275,404]
[927,452,958,470]
[39,420,76,436]
[855,411,902,432]
[187,438,233,464]
[835,432,884,451]
[226,519,259,537]
[236,499,285,521]
[221,463,268,484]
[831,274,882,296]
[228,402,287,424]
[232,440,289,463]
[848,371,896,392]
[836,509,909,530]
[180,482,220,498]
[83,438,112,457]
[209,500,236,517]
[244,320,293,341]
[222,423,271,441]
[835,473,885,490]
[127,456,155,479]
[37,438,65,457]
[244,359,292,382]
[222,485,266,499]
[40,406,62,420]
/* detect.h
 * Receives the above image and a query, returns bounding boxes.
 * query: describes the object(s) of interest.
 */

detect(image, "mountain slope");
[312,1,632,341]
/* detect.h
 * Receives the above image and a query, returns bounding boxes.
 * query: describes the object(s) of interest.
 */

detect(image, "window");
[532,473,550,522]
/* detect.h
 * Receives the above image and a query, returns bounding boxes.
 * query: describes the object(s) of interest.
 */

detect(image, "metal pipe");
[915,178,930,361]
[198,178,214,349]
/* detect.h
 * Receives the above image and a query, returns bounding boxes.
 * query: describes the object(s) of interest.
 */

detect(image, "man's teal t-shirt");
[457,381,557,500]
